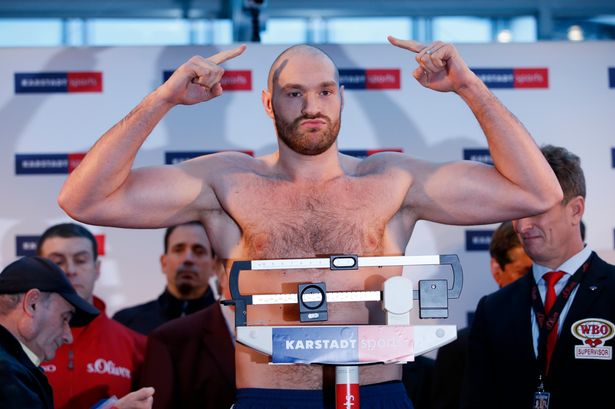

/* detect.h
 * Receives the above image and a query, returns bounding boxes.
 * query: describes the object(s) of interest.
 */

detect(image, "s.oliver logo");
[15,72,103,93]
[87,359,131,379]
[163,70,252,90]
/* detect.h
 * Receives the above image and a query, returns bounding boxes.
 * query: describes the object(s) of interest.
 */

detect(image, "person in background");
[113,221,218,335]
[139,258,234,409]
[431,221,532,409]
[0,256,98,409]
[462,145,615,409]
[402,356,435,409]
[37,223,151,409]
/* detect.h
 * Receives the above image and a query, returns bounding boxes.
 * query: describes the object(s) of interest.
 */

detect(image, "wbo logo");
[163,70,252,90]
[471,68,549,89]
[572,318,614,360]
[15,72,103,93]
[339,69,401,90]
[15,153,86,175]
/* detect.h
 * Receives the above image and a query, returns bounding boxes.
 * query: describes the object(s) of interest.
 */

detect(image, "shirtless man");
[58,37,562,408]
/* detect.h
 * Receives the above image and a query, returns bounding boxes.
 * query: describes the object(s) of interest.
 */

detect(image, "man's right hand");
[157,45,247,106]
[113,387,155,409]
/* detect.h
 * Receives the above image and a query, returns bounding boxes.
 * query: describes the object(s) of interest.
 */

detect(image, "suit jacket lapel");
[201,304,236,386]
[561,253,606,331]
[516,274,539,365]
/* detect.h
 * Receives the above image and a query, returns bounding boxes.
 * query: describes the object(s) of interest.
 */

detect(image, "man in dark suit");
[432,221,532,409]
[462,145,615,409]
[139,261,235,409]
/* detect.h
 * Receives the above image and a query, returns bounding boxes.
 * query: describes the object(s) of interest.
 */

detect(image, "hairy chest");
[220,174,404,259]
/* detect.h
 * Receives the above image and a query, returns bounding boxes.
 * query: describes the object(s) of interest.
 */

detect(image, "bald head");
[267,45,339,91]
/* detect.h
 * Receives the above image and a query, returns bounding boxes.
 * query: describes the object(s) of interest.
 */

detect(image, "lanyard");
[530,256,591,378]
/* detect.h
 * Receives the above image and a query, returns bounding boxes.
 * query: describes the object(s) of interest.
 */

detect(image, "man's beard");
[176,282,196,297]
[274,108,341,156]
[175,269,199,297]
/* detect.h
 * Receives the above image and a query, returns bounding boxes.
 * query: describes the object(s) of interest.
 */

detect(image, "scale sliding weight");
[221,254,463,408]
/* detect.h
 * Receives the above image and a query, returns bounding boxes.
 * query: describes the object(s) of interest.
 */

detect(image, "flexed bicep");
[66,164,211,228]
[405,159,552,226]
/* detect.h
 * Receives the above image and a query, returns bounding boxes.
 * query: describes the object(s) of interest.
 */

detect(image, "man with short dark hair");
[0,256,98,408]
[489,221,533,288]
[139,259,234,409]
[37,223,151,409]
[113,221,218,335]
[462,145,615,409]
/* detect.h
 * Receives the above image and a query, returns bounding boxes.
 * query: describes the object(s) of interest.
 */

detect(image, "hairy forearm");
[58,90,174,220]
[457,77,563,208]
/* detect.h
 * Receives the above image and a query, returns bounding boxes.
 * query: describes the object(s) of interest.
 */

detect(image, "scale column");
[335,366,359,409]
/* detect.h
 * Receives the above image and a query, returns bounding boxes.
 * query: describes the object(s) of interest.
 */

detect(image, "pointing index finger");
[207,44,247,65]
[387,36,425,54]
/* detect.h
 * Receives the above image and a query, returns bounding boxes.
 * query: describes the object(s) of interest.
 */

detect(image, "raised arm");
[58,45,246,228]
[387,36,562,224]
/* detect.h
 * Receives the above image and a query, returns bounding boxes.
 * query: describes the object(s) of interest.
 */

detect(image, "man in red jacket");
[37,223,152,409]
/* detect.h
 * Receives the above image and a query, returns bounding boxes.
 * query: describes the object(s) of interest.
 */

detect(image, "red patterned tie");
[543,271,566,373]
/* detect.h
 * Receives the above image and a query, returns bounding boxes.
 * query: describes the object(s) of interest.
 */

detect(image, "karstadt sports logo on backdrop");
[16,234,105,257]
[15,153,86,175]
[341,148,403,159]
[163,70,252,90]
[339,69,401,90]
[466,230,495,251]
[471,68,549,89]
[165,150,255,165]
[463,148,493,165]
[15,72,103,93]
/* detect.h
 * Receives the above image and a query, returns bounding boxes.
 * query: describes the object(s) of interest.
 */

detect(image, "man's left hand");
[387,36,478,93]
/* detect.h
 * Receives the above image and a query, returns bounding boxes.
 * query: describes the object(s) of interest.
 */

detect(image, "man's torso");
[202,154,416,389]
